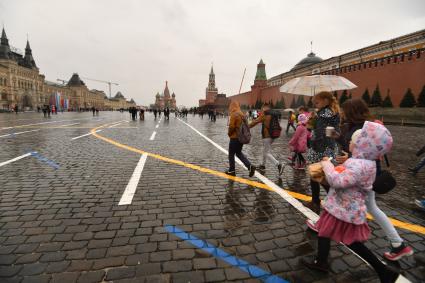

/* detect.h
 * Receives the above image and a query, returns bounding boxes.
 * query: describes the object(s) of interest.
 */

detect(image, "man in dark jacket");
[249,104,283,175]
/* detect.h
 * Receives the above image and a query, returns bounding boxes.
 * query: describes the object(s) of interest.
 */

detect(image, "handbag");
[373,170,396,194]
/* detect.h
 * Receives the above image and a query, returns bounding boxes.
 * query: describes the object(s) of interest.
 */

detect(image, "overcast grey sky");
[1,0,424,106]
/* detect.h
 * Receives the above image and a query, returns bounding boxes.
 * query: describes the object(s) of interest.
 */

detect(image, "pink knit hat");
[298,114,308,125]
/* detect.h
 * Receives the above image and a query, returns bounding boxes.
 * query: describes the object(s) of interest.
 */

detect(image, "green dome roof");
[291,52,323,71]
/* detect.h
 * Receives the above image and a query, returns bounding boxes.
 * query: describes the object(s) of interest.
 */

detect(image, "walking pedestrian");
[310,98,413,261]
[249,104,284,175]
[14,104,18,114]
[285,110,296,134]
[92,106,96,116]
[302,121,400,283]
[225,101,256,177]
[139,108,145,120]
[42,105,47,118]
[408,144,425,175]
[154,109,158,119]
[289,114,311,170]
[306,91,341,212]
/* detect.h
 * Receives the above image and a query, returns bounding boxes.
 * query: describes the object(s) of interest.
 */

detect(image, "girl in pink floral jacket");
[303,121,400,283]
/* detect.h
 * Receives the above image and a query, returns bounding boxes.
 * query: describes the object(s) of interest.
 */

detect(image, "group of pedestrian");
[41,104,58,117]
[208,109,217,122]
[129,107,138,121]
[224,93,414,283]
[164,108,170,120]
[91,107,100,116]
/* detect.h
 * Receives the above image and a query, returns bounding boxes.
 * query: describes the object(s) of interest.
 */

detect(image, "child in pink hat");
[289,114,311,169]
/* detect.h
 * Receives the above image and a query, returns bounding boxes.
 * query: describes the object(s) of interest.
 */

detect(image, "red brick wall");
[229,51,425,108]
[336,53,425,106]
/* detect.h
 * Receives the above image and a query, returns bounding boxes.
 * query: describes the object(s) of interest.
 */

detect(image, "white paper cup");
[326,126,335,137]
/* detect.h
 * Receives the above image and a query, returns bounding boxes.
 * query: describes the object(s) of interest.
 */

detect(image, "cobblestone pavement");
[0,112,424,283]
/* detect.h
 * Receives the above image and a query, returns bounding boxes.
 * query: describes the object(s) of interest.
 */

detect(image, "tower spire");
[24,37,37,68]
[255,59,267,81]
[310,41,313,53]
[1,26,9,46]
[0,26,10,59]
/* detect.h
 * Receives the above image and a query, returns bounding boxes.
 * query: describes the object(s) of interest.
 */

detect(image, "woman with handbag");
[309,98,413,261]
[306,92,341,211]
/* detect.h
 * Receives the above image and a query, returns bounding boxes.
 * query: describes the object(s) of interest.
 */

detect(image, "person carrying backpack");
[225,100,256,177]
[249,104,284,175]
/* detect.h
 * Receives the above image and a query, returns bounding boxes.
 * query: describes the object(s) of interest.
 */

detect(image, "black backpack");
[268,111,282,139]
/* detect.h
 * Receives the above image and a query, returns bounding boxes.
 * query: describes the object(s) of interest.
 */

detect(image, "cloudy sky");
[1,0,424,106]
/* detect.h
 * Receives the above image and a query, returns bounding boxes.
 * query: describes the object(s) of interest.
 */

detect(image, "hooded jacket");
[321,121,393,224]
[228,101,244,139]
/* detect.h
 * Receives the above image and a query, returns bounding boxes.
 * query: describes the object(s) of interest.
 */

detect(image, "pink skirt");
[316,210,370,245]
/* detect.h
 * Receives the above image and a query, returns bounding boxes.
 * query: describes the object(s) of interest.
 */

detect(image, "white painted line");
[0,129,40,138]
[59,123,80,127]
[155,125,159,129]
[178,118,411,282]
[106,120,127,128]
[108,122,125,128]
[0,153,32,168]
[71,129,102,140]
[150,131,156,140]
[119,153,148,205]
[0,118,93,131]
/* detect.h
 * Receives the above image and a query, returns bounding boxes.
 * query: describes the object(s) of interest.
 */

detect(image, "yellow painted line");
[90,124,425,236]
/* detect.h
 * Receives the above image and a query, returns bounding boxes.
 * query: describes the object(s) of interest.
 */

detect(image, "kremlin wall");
[227,29,425,108]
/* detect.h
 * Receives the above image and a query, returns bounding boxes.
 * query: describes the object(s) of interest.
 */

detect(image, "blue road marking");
[29,151,60,169]
[164,224,289,283]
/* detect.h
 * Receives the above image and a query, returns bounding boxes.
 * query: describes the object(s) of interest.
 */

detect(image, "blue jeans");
[413,157,425,172]
[228,139,251,172]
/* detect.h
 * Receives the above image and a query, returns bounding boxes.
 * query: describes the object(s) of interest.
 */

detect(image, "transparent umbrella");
[279,75,357,96]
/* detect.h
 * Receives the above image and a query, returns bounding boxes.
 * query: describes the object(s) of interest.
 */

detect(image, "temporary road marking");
[30,151,60,169]
[0,127,13,130]
[150,131,156,140]
[59,123,80,127]
[0,129,40,138]
[165,224,289,283]
[178,118,318,222]
[119,153,148,205]
[90,124,425,236]
[155,125,159,129]
[71,129,103,140]
[0,153,32,168]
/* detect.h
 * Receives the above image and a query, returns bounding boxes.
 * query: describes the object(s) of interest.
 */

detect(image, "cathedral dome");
[291,52,323,71]
[172,92,175,98]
